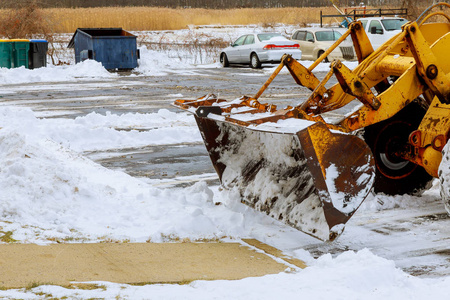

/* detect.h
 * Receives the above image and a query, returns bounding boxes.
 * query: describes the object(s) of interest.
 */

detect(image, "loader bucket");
[194,108,375,241]
[174,3,450,240]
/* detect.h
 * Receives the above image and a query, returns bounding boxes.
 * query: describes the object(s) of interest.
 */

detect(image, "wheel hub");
[379,153,409,170]
[374,121,416,179]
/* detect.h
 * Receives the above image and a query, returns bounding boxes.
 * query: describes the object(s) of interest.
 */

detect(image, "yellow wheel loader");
[173,3,450,241]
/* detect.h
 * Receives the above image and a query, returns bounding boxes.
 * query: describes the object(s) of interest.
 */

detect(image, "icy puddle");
[85,143,218,184]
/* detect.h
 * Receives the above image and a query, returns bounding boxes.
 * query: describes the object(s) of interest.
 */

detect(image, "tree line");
[0,0,418,9]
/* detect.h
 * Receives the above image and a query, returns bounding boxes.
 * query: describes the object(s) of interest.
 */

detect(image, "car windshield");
[257,33,282,42]
[360,20,368,29]
[315,30,342,41]
[381,19,408,31]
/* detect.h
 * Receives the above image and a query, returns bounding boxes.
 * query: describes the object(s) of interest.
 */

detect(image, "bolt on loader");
[173,3,450,241]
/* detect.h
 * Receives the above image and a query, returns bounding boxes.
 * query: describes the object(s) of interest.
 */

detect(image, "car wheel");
[250,53,261,69]
[317,50,329,63]
[220,53,229,67]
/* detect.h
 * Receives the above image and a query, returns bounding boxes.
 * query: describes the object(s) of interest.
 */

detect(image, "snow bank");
[136,46,197,76]
[0,106,286,244]
[0,126,244,243]
[358,179,441,213]
[0,60,115,84]
[439,142,450,213]
[0,47,198,84]
[51,110,202,152]
[0,107,202,152]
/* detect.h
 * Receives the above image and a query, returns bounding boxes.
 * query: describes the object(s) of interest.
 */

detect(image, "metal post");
[320,11,323,28]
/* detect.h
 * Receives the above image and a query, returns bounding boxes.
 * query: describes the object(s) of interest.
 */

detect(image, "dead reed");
[42,6,339,33]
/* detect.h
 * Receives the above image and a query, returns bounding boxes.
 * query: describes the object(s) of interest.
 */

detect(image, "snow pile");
[0,46,203,84]
[439,142,450,213]
[0,106,275,243]
[0,60,115,84]
[45,109,201,152]
[136,46,199,75]
[0,126,244,243]
[358,180,441,213]
[0,107,202,152]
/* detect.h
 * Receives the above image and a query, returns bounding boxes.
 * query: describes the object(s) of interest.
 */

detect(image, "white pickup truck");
[357,17,409,49]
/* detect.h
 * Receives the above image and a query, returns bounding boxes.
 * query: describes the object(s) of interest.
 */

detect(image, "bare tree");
[0,1,59,64]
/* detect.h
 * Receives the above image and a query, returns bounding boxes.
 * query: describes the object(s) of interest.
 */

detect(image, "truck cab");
[358,17,408,49]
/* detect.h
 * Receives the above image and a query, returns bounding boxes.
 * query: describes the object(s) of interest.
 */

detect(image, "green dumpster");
[0,40,13,68]
[0,39,30,68]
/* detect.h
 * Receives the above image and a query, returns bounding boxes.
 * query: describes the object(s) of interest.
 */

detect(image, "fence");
[320,7,408,27]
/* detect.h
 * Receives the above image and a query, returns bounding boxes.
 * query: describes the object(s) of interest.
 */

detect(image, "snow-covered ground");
[0,25,449,299]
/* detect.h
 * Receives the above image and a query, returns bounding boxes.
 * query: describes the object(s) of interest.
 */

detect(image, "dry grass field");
[42,6,339,33]
[1,4,431,35]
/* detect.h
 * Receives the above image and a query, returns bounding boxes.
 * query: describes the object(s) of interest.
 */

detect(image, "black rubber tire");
[363,101,433,195]
[220,53,229,67]
[250,53,261,69]
[317,50,329,63]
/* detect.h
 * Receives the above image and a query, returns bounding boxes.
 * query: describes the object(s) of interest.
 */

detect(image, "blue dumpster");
[29,39,48,69]
[67,28,139,70]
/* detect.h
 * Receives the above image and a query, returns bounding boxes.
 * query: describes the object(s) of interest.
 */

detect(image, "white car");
[291,27,356,61]
[220,33,302,68]
[358,17,409,49]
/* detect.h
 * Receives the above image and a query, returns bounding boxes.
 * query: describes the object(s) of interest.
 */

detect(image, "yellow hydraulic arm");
[250,5,450,178]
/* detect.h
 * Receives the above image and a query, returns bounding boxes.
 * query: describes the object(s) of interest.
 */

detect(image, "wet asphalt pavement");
[1,67,310,119]
[1,66,315,183]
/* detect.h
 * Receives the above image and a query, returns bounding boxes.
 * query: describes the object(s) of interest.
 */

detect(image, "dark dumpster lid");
[67,28,136,48]
[30,39,48,43]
